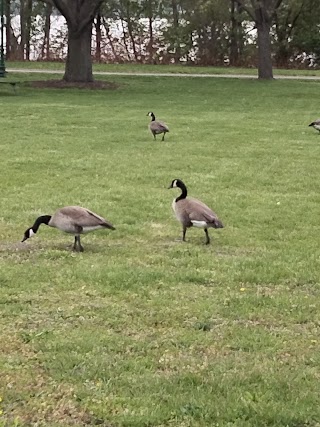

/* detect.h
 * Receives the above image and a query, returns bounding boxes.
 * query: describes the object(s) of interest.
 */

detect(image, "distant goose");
[147,112,169,141]
[309,119,320,133]
[168,179,223,245]
[22,206,115,252]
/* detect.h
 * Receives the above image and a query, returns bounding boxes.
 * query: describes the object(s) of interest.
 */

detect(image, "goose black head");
[21,228,35,243]
[168,179,185,189]
[147,111,155,121]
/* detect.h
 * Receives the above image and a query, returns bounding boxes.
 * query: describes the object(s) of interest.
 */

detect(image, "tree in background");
[5,0,320,77]
[289,0,320,66]
[230,0,244,66]
[237,0,284,79]
[273,0,305,67]
[49,0,103,82]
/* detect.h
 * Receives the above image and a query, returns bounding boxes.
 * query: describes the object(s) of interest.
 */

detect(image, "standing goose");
[309,119,320,133]
[147,111,169,141]
[168,179,223,245]
[22,206,115,252]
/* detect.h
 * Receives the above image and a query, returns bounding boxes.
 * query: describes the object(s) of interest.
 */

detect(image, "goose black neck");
[32,215,51,232]
[150,113,155,121]
[176,182,187,202]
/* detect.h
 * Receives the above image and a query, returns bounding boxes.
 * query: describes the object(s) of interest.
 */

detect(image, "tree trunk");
[171,0,181,63]
[42,2,52,60]
[230,0,238,66]
[51,0,103,82]
[120,18,131,61]
[95,12,102,62]
[25,0,32,60]
[237,0,282,79]
[125,1,139,61]
[19,0,26,60]
[63,23,93,82]
[147,0,154,63]
[103,18,119,62]
[256,20,273,79]
[5,0,11,60]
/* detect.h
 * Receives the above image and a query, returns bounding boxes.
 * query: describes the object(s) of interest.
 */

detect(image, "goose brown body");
[147,112,169,141]
[49,206,114,234]
[22,206,115,252]
[169,179,223,244]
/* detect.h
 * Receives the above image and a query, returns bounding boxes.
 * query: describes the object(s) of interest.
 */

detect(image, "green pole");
[0,0,6,77]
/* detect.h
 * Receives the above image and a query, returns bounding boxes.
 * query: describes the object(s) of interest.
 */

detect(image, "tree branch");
[77,0,104,35]
[270,0,284,21]
[236,0,255,20]
[51,0,74,27]
[38,0,54,5]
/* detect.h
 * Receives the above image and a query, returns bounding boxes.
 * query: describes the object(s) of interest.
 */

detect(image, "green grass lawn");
[6,60,320,77]
[1,73,320,427]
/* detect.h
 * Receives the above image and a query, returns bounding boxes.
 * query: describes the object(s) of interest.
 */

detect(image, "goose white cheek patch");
[29,229,35,238]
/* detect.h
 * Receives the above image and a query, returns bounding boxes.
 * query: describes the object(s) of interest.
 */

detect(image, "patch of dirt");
[29,79,119,90]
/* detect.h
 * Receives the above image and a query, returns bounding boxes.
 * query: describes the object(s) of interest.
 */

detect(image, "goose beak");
[21,236,27,243]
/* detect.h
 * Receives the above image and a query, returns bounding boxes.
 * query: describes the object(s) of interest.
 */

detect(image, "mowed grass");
[1,74,320,427]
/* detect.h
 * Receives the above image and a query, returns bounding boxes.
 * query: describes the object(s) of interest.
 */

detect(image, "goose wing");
[150,120,169,132]
[58,206,115,230]
[187,198,223,228]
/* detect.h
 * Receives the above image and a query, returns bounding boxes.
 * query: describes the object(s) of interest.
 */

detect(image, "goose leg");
[73,235,84,252]
[182,226,187,242]
[204,228,210,245]
[162,133,165,141]
[73,236,77,251]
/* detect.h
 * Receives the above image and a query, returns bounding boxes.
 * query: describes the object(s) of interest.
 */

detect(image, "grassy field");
[6,60,320,77]
[1,72,320,427]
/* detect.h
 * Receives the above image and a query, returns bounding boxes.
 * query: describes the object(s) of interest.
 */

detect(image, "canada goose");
[22,206,115,252]
[309,119,320,133]
[168,179,223,245]
[147,112,169,141]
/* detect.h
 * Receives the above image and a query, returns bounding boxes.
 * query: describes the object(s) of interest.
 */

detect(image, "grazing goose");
[309,119,320,133]
[22,206,115,252]
[147,111,169,141]
[168,179,223,244]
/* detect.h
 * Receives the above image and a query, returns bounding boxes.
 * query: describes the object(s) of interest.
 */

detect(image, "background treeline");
[4,0,320,68]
